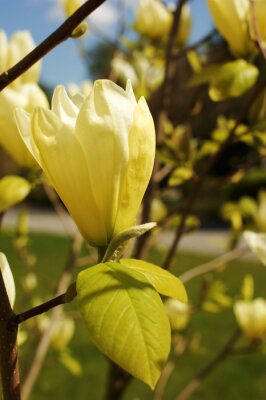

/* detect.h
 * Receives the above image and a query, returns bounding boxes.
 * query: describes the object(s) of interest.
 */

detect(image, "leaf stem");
[12,293,67,325]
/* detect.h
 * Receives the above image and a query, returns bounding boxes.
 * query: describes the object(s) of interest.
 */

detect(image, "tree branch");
[161,81,266,270]
[179,246,249,283]
[175,330,241,400]
[0,0,106,91]
[0,270,20,400]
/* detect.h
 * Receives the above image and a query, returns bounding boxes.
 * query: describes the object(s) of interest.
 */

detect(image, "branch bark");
[0,271,20,400]
[0,0,106,91]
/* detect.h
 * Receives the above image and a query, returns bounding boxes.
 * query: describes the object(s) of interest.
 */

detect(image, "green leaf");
[77,263,171,388]
[0,176,31,213]
[168,166,193,186]
[59,351,83,376]
[190,61,258,102]
[189,64,221,86]
[119,259,187,303]
[209,60,258,101]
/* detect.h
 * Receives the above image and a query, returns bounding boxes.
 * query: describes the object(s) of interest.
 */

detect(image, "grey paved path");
[2,207,249,256]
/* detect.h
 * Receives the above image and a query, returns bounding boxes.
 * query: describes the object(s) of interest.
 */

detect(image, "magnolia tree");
[0,0,265,400]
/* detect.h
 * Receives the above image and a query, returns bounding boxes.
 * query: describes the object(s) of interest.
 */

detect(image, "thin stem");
[179,246,249,283]
[0,0,106,91]
[175,330,241,400]
[0,270,20,400]
[21,234,83,400]
[13,293,67,325]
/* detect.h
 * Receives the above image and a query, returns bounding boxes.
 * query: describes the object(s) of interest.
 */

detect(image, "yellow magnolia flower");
[0,83,48,167]
[0,30,48,167]
[164,298,191,331]
[15,80,155,247]
[243,231,266,267]
[67,80,93,99]
[177,4,191,45]
[234,298,266,339]
[0,253,16,308]
[0,30,40,89]
[134,0,173,39]
[206,0,253,56]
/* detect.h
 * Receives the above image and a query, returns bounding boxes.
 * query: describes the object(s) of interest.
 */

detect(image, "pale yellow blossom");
[15,80,155,247]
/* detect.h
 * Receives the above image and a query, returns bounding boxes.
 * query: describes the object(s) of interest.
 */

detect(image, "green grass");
[1,231,266,400]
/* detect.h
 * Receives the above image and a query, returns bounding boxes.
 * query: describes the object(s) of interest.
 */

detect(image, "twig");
[21,233,83,400]
[153,361,176,400]
[179,246,249,283]
[134,0,189,260]
[161,81,266,270]
[248,0,266,62]
[0,0,106,91]
[0,270,20,400]
[175,329,241,400]
[13,293,68,325]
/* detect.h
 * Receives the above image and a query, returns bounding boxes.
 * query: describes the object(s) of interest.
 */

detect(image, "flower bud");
[206,0,253,56]
[134,0,173,39]
[0,83,48,167]
[164,299,191,331]
[243,231,266,267]
[15,80,155,247]
[0,30,40,88]
[234,298,266,339]
[0,253,16,308]
[61,0,84,17]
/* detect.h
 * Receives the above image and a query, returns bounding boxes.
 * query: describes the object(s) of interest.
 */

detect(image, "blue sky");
[0,0,214,88]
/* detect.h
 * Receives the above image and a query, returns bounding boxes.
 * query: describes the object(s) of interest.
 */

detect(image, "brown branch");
[0,270,20,400]
[13,293,68,325]
[134,0,189,260]
[0,0,106,91]
[175,330,241,400]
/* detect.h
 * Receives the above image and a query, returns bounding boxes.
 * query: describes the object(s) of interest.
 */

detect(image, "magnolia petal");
[0,30,8,73]
[243,231,266,266]
[76,80,135,240]
[23,83,49,111]
[234,298,266,339]
[8,31,40,86]
[207,0,252,56]
[15,108,41,164]
[114,97,155,234]
[52,86,80,128]
[0,253,16,308]
[0,89,36,168]
[31,107,107,245]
